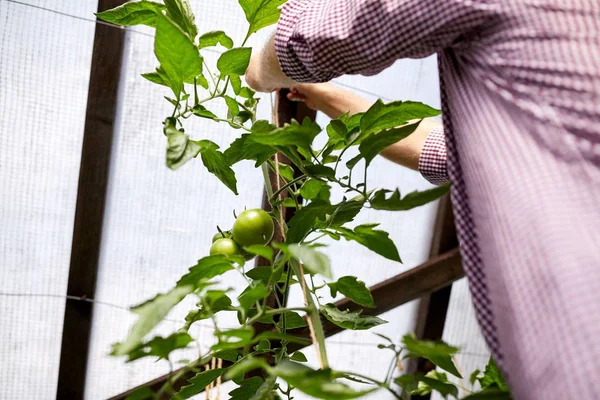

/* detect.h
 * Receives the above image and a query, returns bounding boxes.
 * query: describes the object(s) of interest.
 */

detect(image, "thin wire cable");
[5,0,394,99]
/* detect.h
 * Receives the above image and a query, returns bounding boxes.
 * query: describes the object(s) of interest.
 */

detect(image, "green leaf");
[127,332,193,362]
[244,245,274,261]
[227,357,269,379]
[225,134,277,167]
[394,373,459,398]
[217,47,252,76]
[286,200,331,243]
[371,184,450,211]
[304,164,336,180]
[401,333,462,378]
[224,95,240,117]
[250,117,321,155]
[184,290,234,329]
[154,12,202,97]
[324,200,364,227]
[95,0,165,27]
[165,130,201,170]
[177,255,235,287]
[478,357,509,392]
[290,351,308,362]
[284,244,332,279]
[470,369,481,386]
[239,87,256,99]
[246,265,273,281]
[328,276,375,308]
[321,303,387,330]
[326,118,348,144]
[173,368,227,399]
[229,377,264,400]
[163,0,197,40]
[334,224,401,263]
[278,164,295,181]
[230,74,242,94]
[192,104,218,119]
[267,361,376,400]
[239,0,287,34]
[124,386,154,400]
[238,281,270,310]
[277,311,308,330]
[359,122,421,166]
[300,179,324,200]
[462,388,512,400]
[142,71,167,86]
[195,140,239,194]
[360,99,440,136]
[198,30,233,49]
[112,285,193,355]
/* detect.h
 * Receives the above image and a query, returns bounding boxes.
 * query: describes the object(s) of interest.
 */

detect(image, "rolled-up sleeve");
[274,0,496,82]
[418,126,449,185]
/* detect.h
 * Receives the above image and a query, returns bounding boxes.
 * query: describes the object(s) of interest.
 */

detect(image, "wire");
[4,0,396,99]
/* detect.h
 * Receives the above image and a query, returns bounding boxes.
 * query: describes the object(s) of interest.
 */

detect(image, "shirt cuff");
[418,126,449,185]
[274,0,324,82]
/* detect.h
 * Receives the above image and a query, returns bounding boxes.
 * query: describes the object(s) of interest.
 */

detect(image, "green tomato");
[232,209,274,246]
[212,230,232,243]
[210,238,241,257]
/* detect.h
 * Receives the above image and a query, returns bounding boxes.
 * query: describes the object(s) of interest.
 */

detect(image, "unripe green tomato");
[232,209,274,246]
[210,238,241,257]
[212,230,232,243]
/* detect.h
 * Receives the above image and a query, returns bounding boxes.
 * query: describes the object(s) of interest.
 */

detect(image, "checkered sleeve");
[418,126,449,185]
[274,0,495,82]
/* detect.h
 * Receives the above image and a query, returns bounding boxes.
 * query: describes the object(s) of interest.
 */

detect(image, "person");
[244,1,600,398]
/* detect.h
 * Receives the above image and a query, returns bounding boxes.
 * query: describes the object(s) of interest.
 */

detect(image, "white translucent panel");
[0,1,97,399]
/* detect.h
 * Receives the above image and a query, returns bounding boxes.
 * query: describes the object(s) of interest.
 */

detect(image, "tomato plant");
[97,1,510,399]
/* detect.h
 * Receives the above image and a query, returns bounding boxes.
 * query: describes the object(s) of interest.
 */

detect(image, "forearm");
[246,35,297,92]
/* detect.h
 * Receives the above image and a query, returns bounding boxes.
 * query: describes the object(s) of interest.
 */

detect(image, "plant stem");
[290,258,329,369]
[264,306,310,316]
[269,175,306,203]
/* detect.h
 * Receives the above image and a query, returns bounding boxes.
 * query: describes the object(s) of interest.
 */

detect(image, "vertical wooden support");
[409,196,458,400]
[56,1,125,398]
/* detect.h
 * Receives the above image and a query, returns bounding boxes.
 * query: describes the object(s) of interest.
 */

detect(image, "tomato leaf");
[177,255,235,287]
[360,99,440,136]
[154,12,202,97]
[300,179,325,200]
[245,265,273,281]
[163,0,197,40]
[320,303,387,330]
[277,311,308,330]
[111,285,194,356]
[127,332,193,362]
[395,373,459,399]
[198,30,234,49]
[249,117,321,155]
[95,0,165,27]
[238,281,270,310]
[192,104,218,120]
[124,387,153,400]
[184,290,234,329]
[268,361,377,400]
[370,184,450,211]
[229,377,264,400]
[334,224,401,263]
[290,351,308,362]
[478,357,510,392]
[217,47,252,76]
[328,276,375,308]
[173,368,228,400]
[284,243,332,279]
[286,200,330,243]
[194,140,239,195]
[225,134,277,167]
[358,121,421,166]
[401,333,462,378]
[239,0,287,34]
[166,130,202,170]
[142,70,168,86]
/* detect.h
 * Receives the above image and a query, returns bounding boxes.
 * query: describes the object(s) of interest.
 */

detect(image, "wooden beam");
[109,248,464,399]
[56,1,126,398]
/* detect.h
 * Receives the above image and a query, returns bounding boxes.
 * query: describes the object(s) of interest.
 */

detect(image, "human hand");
[286,83,340,112]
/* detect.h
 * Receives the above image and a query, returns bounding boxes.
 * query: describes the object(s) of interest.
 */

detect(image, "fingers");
[287,91,306,102]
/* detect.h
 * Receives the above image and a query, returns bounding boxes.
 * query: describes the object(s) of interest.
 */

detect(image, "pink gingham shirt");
[274,0,600,398]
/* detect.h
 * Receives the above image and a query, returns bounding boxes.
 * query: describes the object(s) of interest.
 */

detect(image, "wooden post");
[56,1,125,398]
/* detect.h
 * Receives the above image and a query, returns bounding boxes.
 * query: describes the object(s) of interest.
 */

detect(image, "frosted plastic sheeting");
[0,0,97,399]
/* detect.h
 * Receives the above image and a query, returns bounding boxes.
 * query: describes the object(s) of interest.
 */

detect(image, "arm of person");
[246,0,495,91]
[287,83,449,183]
